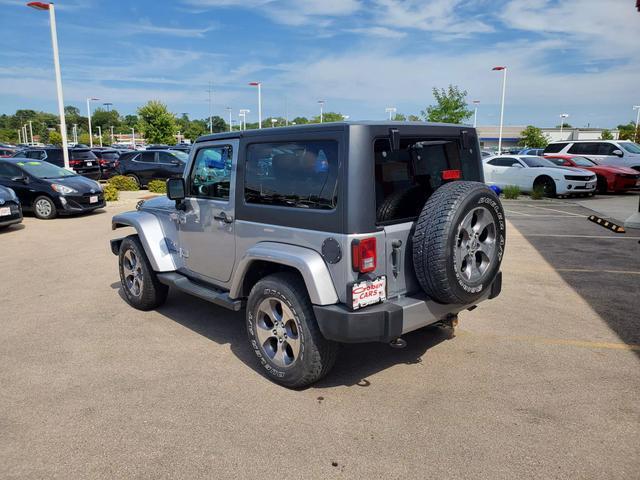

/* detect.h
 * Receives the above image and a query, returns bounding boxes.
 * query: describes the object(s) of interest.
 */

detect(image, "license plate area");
[350,276,387,310]
[0,206,10,216]
[89,196,98,203]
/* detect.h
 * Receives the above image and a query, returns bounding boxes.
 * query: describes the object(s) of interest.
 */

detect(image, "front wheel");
[534,176,556,197]
[33,196,57,219]
[118,235,168,310]
[246,272,338,388]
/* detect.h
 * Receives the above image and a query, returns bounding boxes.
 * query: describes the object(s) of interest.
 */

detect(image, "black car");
[91,148,120,179]
[15,146,101,180]
[0,184,22,229]
[0,158,105,219]
[117,149,187,187]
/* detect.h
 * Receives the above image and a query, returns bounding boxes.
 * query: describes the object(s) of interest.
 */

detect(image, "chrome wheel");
[35,198,52,217]
[255,297,301,368]
[455,207,496,283]
[122,249,144,297]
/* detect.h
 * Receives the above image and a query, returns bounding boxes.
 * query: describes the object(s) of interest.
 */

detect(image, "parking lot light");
[86,97,99,148]
[633,105,640,142]
[560,113,569,137]
[318,100,325,123]
[385,107,397,120]
[492,66,507,153]
[248,82,262,129]
[472,100,480,127]
[27,1,70,169]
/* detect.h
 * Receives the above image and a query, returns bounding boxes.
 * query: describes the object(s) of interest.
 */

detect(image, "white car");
[543,140,640,170]
[483,155,597,196]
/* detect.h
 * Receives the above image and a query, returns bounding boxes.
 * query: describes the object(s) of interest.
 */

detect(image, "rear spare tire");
[412,181,505,304]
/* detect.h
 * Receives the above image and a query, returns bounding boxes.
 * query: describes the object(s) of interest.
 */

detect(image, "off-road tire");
[412,181,506,304]
[376,186,429,223]
[118,235,168,310]
[33,195,57,219]
[246,272,338,388]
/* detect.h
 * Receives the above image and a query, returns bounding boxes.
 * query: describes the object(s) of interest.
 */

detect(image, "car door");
[134,151,157,183]
[487,157,521,187]
[177,140,237,283]
[156,151,185,180]
[0,162,34,207]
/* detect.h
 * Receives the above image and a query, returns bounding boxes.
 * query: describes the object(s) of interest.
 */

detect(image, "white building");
[476,126,619,151]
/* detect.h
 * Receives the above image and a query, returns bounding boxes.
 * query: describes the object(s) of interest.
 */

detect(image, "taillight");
[442,169,461,180]
[98,159,107,166]
[114,160,120,168]
[351,238,377,273]
[69,159,81,167]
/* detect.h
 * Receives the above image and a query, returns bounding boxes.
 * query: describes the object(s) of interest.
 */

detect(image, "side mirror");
[167,177,186,204]
[170,159,181,165]
[612,149,624,157]
[11,175,28,183]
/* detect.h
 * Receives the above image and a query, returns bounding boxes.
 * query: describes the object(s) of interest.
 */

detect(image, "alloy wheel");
[122,249,144,297]
[255,297,301,368]
[454,206,497,283]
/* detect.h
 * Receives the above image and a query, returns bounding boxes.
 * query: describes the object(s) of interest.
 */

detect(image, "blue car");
[518,148,544,156]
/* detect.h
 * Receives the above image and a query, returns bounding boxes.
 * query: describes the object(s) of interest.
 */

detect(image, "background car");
[14,146,101,180]
[116,149,187,187]
[0,184,22,229]
[543,140,640,171]
[0,158,105,219]
[483,154,596,197]
[0,147,16,157]
[518,148,544,156]
[91,148,121,179]
[544,154,640,193]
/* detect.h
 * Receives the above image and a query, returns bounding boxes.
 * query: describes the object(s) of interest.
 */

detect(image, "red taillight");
[114,160,120,168]
[98,159,107,166]
[352,238,377,273]
[442,169,462,180]
[69,159,81,167]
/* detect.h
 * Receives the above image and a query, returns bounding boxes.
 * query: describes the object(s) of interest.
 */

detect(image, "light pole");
[633,105,640,142]
[97,126,102,147]
[559,113,569,137]
[318,100,325,123]
[271,118,277,128]
[103,102,112,112]
[472,100,480,127]
[28,120,34,144]
[110,125,114,144]
[73,123,78,143]
[492,66,507,153]
[385,107,397,120]
[225,107,232,131]
[23,125,28,144]
[17,128,22,144]
[86,96,99,147]
[240,109,250,130]
[27,2,70,169]
[207,81,213,134]
[249,82,262,128]
[131,127,135,149]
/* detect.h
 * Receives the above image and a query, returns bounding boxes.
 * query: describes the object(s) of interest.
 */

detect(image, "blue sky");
[0,0,638,128]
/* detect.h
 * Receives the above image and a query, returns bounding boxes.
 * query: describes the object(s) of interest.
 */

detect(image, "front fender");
[229,242,339,305]
[112,211,180,272]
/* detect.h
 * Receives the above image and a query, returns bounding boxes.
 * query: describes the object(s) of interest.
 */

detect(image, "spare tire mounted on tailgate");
[412,181,505,304]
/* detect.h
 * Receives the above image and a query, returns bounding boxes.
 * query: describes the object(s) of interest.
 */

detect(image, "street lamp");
[23,125,28,145]
[472,100,480,128]
[225,107,232,132]
[28,120,34,145]
[271,118,278,128]
[633,105,640,142]
[559,113,569,137]
[97,126,102,147]
[131,127,135,149]
[492,66,507,153]
[385,107,397,120]
[86,97,99,147]
[318,100,325,123]
[103,102,113,112]
[27,1,70,168]
[248,82,262,129]
[239,109,250,130]
[17,128,22,144]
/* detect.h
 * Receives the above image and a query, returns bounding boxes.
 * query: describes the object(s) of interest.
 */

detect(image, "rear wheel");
[33,196,57,219]
[126,174,141,188]
[246,272,338,388]
[534,176,556,197]
[118,235,168,310]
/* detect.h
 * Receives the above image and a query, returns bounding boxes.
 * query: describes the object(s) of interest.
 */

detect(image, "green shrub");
[147,179,167,194]
[107,175,139,191]
[503,185,520,199]
[103,183,119,202]
[530,185,545,200]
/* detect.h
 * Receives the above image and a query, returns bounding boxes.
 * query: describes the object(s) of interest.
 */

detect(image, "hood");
[0,185,17,202]
[45,175,102,193]
[139,195,175,211]
[591,165,639,175]
[548,166,592,176]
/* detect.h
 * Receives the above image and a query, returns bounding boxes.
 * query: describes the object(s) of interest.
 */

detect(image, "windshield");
[521,156,555,167]
[14,160,75,178]
[620,142,640,154]
[571,156,596,167]
[169,150,188,162]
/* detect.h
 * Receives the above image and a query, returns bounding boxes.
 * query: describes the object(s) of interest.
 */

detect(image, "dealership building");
[476,126,620,151]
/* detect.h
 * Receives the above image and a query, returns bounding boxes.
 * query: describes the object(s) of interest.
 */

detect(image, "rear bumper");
[0,204,23,227]
[314,272,502,343]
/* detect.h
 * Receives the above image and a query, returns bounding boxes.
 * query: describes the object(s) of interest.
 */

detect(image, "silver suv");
[110,122,505,387]
[543,140,640,170]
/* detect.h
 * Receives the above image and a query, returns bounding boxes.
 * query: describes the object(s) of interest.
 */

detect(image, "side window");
[489,157,518,167]
[597,143,616,155]
[568,143,598,155]
[0,163,22,178]
[26,150,45,160]
[138,152,156,163]
[543,143,567,154]
[189,145,232,200]
[245,140,338,210]
[157,152,176,164]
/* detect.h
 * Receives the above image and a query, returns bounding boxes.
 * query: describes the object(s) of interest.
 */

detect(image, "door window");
[189,145,233,200]
[0,162,22,178]
[488,157,519,167]
[26,150,45,160]
[137,152,156,163]
[567,143,599,155]
[543,143,568,154]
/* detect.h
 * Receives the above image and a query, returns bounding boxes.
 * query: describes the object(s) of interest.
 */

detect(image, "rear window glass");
[374,137,471,224]
[245,140,338,210]
[70,149,97,160]
[543,143,568,154]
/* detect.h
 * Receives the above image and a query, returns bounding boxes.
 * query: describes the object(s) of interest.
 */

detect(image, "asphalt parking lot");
[1,196,639,479]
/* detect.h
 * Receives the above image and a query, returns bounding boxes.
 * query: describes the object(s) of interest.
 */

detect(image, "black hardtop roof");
[195,120,471,143]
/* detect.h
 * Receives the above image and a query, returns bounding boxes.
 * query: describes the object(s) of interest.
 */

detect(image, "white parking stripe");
[518,204,585,216]
[523,234,640,239]
[557,268,640,275]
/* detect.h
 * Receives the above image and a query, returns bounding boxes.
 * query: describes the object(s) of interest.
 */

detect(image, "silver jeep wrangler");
[111,122,505,388]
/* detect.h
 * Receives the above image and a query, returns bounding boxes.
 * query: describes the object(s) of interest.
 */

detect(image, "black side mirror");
[612,149,624,157]
[11,175,28,184]
[167,177,186,208]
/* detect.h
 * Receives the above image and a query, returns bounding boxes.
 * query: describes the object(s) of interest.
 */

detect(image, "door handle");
[214,211,233,223]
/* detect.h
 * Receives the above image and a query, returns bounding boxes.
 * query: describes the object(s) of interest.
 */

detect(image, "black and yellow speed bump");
[587,215,626,233]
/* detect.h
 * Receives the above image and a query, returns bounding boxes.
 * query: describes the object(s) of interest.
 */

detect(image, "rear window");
[244,140,338,210]
[70,149,97,160]
[543,143,568,154]
[374,137,476,224]
[101,152,119,160]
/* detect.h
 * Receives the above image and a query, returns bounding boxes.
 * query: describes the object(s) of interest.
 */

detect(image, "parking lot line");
[556,268,640,275]
[523,233,640,239]
[518,204,585,216]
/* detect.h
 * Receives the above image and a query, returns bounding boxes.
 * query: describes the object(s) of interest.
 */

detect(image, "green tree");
[291,116,309,125]
[555,122,572,129]
[78,133,91,145]
[392,113,407,121]
[48,130,62,146]
[137,101,177,144]
[91,108,120,132]
[617,122,639,141]
[422,85,473,124]
[121,114,139,130]
[600,129,613,140]
[311,112,345,123]
[518,126,549,148]
[407,114,421,122]
[184,119,208,141]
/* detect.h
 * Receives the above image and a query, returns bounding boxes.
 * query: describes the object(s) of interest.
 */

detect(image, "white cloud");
[125,21,217,38]
[347,26,406,39]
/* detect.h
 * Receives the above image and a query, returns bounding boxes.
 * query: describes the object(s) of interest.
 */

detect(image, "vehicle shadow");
[111,284,451,388]
[0,223,25,233]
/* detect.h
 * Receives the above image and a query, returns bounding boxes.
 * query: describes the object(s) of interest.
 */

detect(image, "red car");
[0,148,16,158]
[545,154,640,193]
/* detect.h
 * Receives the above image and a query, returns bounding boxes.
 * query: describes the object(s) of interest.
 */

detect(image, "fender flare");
[111,211,179,272]
[229,242,339,305]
